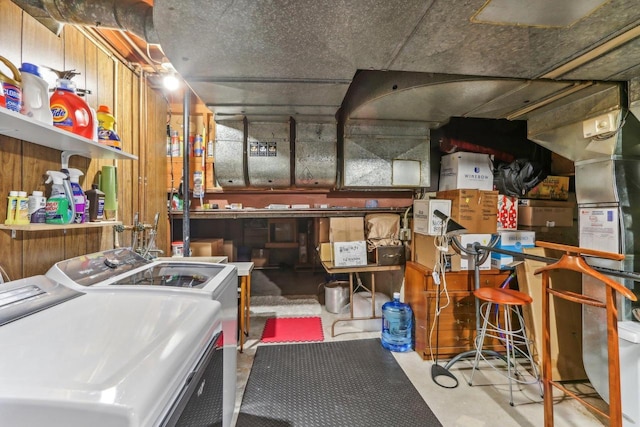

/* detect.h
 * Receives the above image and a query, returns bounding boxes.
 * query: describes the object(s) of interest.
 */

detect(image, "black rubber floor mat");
[237,339,442,426]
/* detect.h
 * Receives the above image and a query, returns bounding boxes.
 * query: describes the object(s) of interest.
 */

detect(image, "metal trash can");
[324,281,349,314]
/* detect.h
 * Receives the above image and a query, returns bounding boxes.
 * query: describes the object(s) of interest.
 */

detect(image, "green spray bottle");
[45,170,75,224]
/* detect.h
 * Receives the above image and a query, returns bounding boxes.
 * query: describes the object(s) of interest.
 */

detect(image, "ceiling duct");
[247,121,292,188]
[213,121,246,188]
[294,122,337,188]
[11,0,159,43]
[343,120,430,189]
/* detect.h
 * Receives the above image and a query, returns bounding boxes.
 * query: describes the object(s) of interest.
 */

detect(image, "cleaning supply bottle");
[64,168,86,223]
[381,292,413,352]
[50,78,94,140]
[28,190,47,223]
[44,171,75,224]
[85,184,105,221]
[97,105,121,150]
[19,62,52,124]
[5,191,18,225]
[0,56,21,112]
[14,191,29,225]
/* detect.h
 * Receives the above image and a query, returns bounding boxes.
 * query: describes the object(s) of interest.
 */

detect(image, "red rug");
[260,317,324,343]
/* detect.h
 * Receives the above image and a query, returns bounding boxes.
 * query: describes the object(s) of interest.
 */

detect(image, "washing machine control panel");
[53,248,151,287]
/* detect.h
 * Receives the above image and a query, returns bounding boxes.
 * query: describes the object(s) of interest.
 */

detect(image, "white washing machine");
[0,274,224,426]
[45,248,238,427]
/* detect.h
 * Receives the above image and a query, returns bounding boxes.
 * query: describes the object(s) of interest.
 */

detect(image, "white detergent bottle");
[19,63,52,124]
[44,171,75,225]
[63,168,86,223]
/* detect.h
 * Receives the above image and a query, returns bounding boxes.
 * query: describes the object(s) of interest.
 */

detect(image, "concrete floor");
[233,269,607,427]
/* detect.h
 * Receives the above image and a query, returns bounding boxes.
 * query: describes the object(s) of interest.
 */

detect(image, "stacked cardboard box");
[190,238,224,257]
[436,189,498,234]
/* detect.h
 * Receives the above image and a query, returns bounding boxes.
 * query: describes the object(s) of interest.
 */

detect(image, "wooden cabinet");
[404,261,511,360]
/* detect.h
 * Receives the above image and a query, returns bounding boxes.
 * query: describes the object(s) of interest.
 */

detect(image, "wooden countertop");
[169,207,410,219]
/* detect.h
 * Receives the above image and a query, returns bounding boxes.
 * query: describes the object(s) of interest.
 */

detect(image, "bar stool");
[469,287,541,406]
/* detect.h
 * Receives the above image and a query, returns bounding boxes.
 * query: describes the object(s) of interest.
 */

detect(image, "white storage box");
[333,241,368,267]
[438,152,494,191]
[413,199,452,236]
[491,230,536,269]
[457,234,493,270]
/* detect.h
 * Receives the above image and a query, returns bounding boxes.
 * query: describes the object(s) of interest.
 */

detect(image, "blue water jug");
[381,292,413,352]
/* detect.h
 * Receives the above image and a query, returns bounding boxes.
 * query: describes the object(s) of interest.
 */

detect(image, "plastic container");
[19,63,52,124]
[97,105,121,149]
[28,190,47,223]
[85,184,105,221]
[50,78,94,140]
[381,292,413,352]
[14,191,29,225]
[324,281,349,314]
[172,241,184,257]
[44,170,75,224]
[0,56,21,112]
[5,191,18,225]
[65,168,86,223]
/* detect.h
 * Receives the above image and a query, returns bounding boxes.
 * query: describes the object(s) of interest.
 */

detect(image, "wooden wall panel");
[20,6,63,71]
[0,0,169,278]
[143,88,169,256]
[0,0,22,65]
[0,135,23,280]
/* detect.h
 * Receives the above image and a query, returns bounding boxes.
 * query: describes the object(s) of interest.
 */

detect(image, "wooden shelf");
[265,242,299,249]
[0,221,122,233]
[0,108,137,161]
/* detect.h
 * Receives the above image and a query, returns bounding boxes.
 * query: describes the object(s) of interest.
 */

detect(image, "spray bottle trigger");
[432,271,441,285]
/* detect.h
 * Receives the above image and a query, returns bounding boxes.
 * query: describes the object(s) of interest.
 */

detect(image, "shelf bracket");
[61,151,83,169]
[11,229,16,239]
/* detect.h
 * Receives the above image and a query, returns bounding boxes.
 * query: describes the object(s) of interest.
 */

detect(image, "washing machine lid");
[618,321,640,343]
[0,290,222,426]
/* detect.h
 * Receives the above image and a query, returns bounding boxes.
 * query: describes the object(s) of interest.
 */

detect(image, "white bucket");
[324,281,349,314]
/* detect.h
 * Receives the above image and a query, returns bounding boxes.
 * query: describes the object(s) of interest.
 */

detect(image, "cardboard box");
[333,241,368,267]
[318,242,333,262]
[315,218,330,244]
[490,230,535,269]
[413,234,460,271]
[251,248,269,267]
[516,247,587,381]
[330,217,365,242]
[190,238,224,256]
[438,152,494,191]
[497,194,518,230]
[518,206,574,227]
[524,175,570,200]
[223,240,236,262]
[436,189,498,234]
[518,198,574,207]
[413,199,452,236]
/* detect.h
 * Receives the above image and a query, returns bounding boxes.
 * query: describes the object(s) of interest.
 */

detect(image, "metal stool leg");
[469,301,492,385]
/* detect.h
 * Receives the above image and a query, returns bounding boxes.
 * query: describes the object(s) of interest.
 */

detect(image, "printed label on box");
[333,241,368,267]
[413,199,452,236]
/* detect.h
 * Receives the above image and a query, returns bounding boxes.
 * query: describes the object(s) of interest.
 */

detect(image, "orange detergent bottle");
[50,78,94,140]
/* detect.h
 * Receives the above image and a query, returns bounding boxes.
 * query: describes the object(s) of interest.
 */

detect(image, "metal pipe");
[14,0,160,43]
[182,90,191,257]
